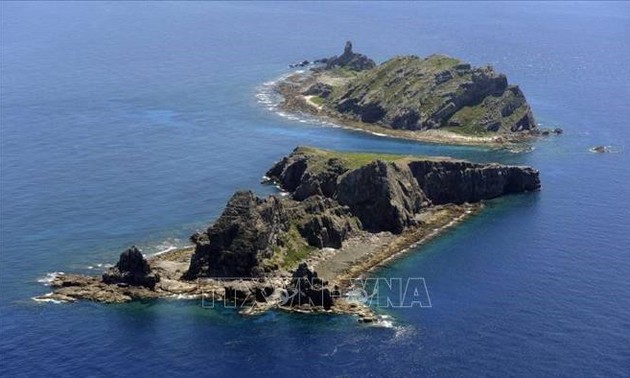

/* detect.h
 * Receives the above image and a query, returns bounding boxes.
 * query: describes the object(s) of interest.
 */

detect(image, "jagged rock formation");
[285,263,333,310]
[289,196,362,249]
[318,53,536,135]
[102,246,160,289]
[324,41,376,71]
[184,146,540,285]
[336,161,427,233]
[408,160,541,205]
[266,146,539,230]
[183,190,361,279]
[303,82,333,99]
[41,146,542,314]
[266,151,349,200]
[184,191,287,279]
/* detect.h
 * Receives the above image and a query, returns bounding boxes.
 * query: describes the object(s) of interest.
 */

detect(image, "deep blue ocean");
[1,2,629,376]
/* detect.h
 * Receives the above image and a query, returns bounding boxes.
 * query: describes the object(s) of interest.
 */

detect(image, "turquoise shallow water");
[1,2,629,376]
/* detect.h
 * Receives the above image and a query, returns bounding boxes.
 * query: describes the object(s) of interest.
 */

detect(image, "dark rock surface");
[267,146,539,231]
[184,190,360,280]
[591,145,611,153]
[102,246,160,289]
[286,263,333,309]
[267,148,350,200]
[184,191,287,279]
[324,41,376,72]
[336,161,427,233]
[408,160,541,205]
[185,147,540,281]
[303,82,333,98]
[290,196,362,249]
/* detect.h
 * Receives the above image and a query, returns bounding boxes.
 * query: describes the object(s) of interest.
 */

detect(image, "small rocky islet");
[278,41,562,145]
[39,146,541,322]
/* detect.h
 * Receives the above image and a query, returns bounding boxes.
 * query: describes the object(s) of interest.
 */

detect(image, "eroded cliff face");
[184,191,287,279]
[408,160,541,205]
[267,146,540,210]
[323,54,536,134]
[184,147,540,280]
[336,161,427,233]
[183,189,361,279]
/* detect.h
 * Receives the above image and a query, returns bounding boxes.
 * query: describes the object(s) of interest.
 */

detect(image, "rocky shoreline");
[36,146,540,324]
[275,42,562,147]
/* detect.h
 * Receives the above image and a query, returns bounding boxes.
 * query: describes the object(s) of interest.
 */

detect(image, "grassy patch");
[266,225,314,271]
[295,146,427,170]
[329,67,361,78]
[445,104,493,136]
[310,96,325,106]
[280,226,313,270]
[424,54,460,71]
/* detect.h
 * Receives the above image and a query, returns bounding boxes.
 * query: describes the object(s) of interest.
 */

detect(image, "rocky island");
[277,42,559,146]
[38,147,540,322]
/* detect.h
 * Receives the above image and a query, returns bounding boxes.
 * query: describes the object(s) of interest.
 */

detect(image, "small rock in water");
[102,246,160,289]
[289,60,311,68]
[358,316,376,323]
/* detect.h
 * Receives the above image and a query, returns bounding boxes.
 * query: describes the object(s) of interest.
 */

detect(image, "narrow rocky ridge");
[184,146,539,283]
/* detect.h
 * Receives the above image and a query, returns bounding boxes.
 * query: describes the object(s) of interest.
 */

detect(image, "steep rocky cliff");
[408,160,541,205]
[336,161,427,233]
[184,191,287,279]
[267,146,540,208]
[183,189,361,279]
[184,146,540,281]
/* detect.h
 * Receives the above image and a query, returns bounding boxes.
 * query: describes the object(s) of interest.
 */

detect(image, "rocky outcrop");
[268,148,425,233]
[324,41,376,72]
[185,146,539,282]
[267,148,350,200]
[290,196,362,249]
[303,82,333,98]
[184,191,287,279]
[267,146,540,232]
[183,190,361,280]
[102,246,160,289]
[324,54,536,134]
[408,160,541,205]
[289,60,310,68]
[336,161,427,233]
[590,145,612,153]
[285,263,333,310]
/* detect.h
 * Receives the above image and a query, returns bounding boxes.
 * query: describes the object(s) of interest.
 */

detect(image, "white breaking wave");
[32,293,65,304]
[254,74,407,140]
[154,245,178,256]
[255,71,339,128]
[170,294,198,300]
[37,272,64,286]
[149,238,193,257]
